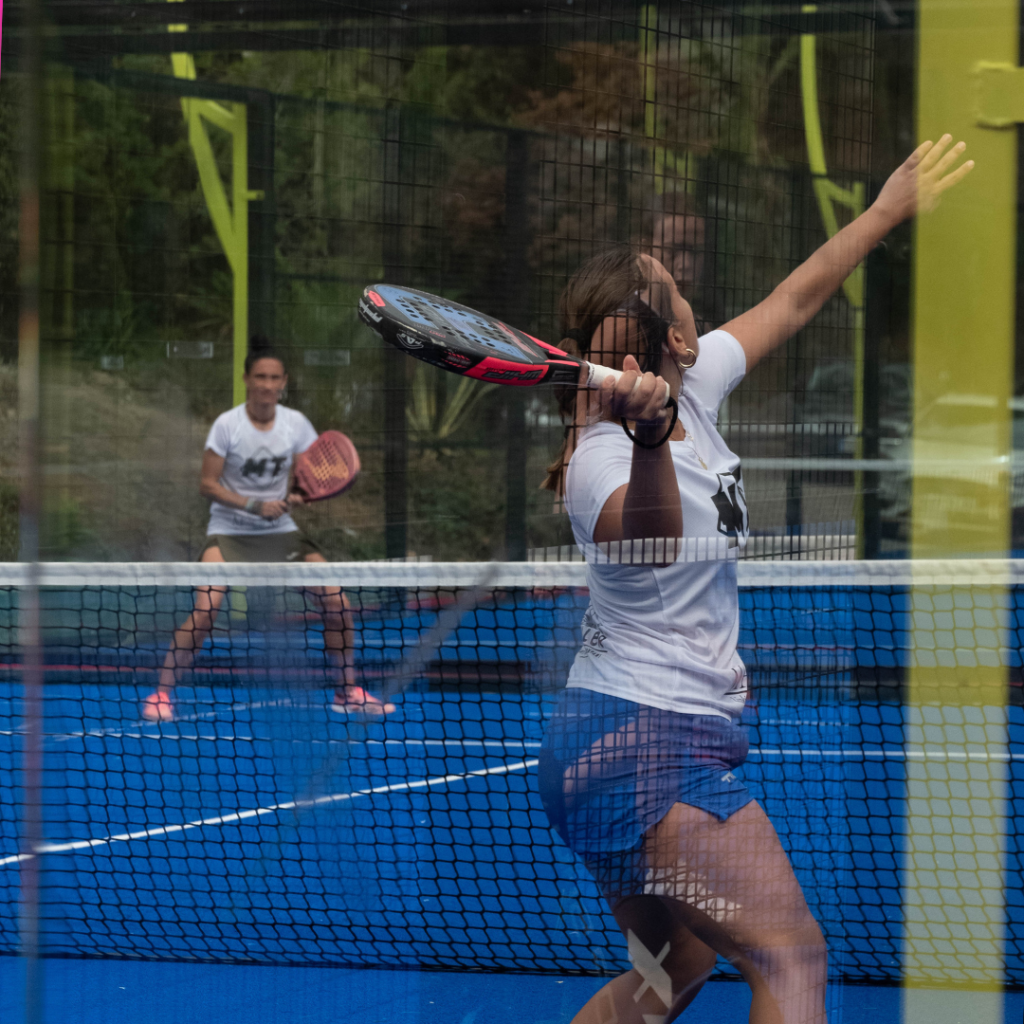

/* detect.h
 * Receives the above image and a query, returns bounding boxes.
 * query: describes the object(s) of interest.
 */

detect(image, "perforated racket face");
[379,286,543,362]
[358,284,582,387]
[294,431,361,502]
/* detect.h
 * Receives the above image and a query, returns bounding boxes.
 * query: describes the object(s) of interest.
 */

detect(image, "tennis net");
[1,560,1021,985]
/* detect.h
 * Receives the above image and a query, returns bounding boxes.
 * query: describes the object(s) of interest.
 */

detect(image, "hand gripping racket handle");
[583,362,673,407]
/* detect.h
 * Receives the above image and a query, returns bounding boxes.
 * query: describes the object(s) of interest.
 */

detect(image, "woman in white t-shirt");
[142,345,394,722]
[538,138,972,1023]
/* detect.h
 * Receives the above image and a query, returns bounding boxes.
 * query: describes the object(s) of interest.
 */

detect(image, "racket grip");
[584,362,673,407]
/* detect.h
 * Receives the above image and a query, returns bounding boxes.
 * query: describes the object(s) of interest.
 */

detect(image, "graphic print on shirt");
[241,448,288,480]
[724,663,748,698]
[711,466,747,541]
[579,607,608,659]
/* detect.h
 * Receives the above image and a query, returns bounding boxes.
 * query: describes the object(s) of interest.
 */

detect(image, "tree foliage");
[4,11,881,559]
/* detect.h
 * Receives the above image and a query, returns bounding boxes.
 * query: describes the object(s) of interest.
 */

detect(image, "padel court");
[1,566,1022,1020]
[6,0,1024,1019]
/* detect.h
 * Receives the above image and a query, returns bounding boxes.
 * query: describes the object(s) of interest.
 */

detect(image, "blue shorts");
[538,687,753,897]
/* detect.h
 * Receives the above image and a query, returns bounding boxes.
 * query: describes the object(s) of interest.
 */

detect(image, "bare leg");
[640,802,828,1024]
[570,895,717,1024]
[141,547,228,720]
[158,545,228,691]
[303,551,395,714]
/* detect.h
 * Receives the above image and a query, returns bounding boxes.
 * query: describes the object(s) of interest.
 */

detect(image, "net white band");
[0,559,1019,589]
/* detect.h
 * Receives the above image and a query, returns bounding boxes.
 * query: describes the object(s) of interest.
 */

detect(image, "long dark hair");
[541,247,655,493]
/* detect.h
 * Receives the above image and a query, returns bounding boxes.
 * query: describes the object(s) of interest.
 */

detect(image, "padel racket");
[357,284,670,404]
[293,431,361,501]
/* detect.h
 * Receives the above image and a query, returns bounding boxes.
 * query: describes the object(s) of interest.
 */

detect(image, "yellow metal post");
[640,5,695,193]
[799,12,868,556]
[908,1,1015,1020]
[169,10,252,405]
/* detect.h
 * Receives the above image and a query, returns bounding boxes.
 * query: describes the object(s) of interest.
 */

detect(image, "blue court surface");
[1,581,1022,1021]
[1,957,1023,1023]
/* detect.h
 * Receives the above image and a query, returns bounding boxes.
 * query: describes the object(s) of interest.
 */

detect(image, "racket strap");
[620,397,679,450]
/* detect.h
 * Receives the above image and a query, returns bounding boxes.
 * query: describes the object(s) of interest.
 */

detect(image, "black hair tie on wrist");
[621,397,679,449]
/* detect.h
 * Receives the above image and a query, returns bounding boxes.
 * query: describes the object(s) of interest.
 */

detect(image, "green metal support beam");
[169,9,257,404]
[799,8,868,555]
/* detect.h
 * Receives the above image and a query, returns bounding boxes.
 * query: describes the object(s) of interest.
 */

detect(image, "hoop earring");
[679,348,697,369]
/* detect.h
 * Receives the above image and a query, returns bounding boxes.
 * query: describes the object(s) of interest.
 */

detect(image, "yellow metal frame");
[799,8,868,555]
[645,3,870,546]
[907,2,1015,1021]
[640,5,696,192]
[169,10,254,404]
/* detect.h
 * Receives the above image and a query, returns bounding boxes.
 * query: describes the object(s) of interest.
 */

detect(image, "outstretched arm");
[721,134,974,370]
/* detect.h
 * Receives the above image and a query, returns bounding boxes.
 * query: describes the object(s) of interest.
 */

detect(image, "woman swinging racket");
[141,342,394,722]
[538,137,972,1023]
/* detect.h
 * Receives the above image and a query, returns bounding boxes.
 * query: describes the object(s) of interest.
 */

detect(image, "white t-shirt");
[564,329,750,720]
[204,404,319,536]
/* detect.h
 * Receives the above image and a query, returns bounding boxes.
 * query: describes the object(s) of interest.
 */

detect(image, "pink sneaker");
[331,686,395,716]
[141,690,174,722]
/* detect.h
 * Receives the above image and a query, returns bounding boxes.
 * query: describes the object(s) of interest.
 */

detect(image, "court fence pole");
[17,0,45,1016]
[504,129,531,561]
[382,104,408,560]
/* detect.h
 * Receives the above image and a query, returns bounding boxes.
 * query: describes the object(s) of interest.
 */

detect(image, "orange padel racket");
[294,431,361,501]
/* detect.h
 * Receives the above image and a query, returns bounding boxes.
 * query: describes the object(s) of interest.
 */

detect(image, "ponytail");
[540,247,649,494]
[541,336,586,495]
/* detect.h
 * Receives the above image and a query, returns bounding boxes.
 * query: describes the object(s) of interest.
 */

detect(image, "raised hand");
[873,134,975,227]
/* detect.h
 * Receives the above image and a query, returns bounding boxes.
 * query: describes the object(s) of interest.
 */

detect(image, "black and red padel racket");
[357,284,670,403]
[293,430,361,502]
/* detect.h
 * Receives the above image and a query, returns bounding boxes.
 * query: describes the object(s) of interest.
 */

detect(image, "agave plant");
[407,364,497,442]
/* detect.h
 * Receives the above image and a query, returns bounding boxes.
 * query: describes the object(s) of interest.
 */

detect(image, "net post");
[908,1,1016,1019]
[17,0,44,1015]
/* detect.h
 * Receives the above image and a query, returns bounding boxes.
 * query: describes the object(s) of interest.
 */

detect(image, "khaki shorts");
[202,532,322,563]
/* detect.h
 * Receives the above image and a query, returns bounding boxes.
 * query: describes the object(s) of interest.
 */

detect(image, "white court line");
[0,758,538,869]
[33,691,543,745]
[363,738,541,750]
[3,725,1016,763]
[749,747,1024,762]
[3,719,542,751]
[38,697,315,743]
[758,719,845,728]
[2,732,1016,763]
[4,731,542,751]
